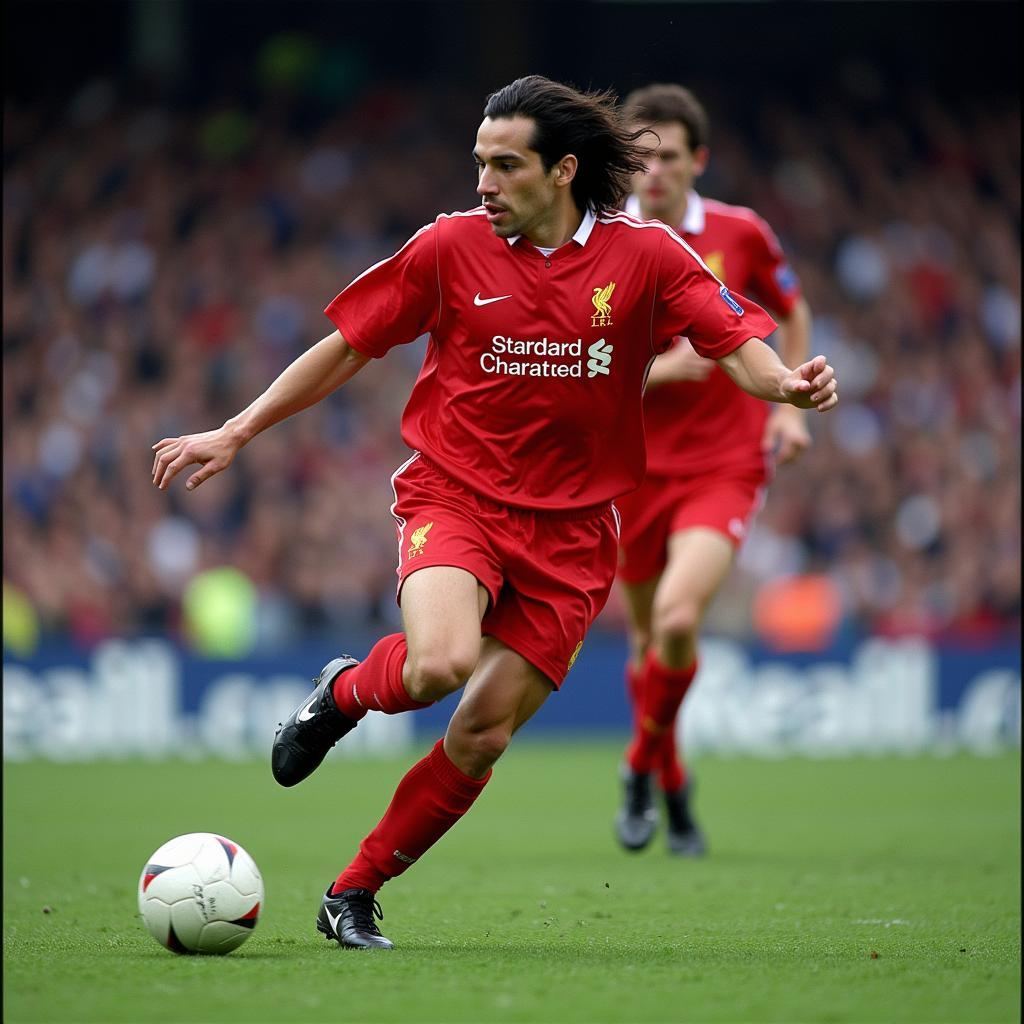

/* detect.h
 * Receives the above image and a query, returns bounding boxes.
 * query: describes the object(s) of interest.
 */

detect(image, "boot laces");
[342,890,385,936]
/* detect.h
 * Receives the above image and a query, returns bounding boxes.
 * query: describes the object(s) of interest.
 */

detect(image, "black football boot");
[317,887,394,949]
[664,781,707,857]
[271,656,360,787]
[614,765,658,851]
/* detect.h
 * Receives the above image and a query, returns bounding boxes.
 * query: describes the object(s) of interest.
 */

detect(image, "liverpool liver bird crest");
[591,282,616,326]
[408,521,434,557]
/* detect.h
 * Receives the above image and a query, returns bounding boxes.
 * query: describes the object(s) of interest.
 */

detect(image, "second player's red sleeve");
[324,221,440,358]
[744,214,802,317]
[653,232,777,359]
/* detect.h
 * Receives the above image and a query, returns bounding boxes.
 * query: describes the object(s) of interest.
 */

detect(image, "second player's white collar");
[506,207,597,249]
[680,191,705,235]
[624,190,705,235]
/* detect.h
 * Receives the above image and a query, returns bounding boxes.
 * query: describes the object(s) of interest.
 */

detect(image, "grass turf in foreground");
[3,745,1020,1024]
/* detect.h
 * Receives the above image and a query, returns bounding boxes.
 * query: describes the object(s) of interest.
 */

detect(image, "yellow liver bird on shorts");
[408,521,434,558]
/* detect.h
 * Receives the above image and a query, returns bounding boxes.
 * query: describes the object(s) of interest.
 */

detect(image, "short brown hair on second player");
[622,83,710,152]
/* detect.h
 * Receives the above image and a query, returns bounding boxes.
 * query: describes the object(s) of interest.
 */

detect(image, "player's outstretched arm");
[716,337,837,412]
[152,330,369,491]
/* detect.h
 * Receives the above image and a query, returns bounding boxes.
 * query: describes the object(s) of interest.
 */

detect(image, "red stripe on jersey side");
[389,452,422,572]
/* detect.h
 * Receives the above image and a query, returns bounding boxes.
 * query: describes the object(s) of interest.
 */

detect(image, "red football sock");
[331,739,490,894]
[625,659,645,735]
[658,658,696,793]
[626,653,697,776]
[331,633,432,721]
[659,727,687,794]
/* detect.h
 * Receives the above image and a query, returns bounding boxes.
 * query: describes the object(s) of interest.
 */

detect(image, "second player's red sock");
[626,653,697,775]
[331,633,432,720]
[658,657,696,793]
[625,659,645,735]
[659,726,687,794]
[331,738,490,894]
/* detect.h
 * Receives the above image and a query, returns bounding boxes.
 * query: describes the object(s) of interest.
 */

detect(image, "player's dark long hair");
[483,76,650,214]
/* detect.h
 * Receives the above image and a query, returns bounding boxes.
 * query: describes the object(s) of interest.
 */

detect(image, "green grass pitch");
[3,742,1019,1023]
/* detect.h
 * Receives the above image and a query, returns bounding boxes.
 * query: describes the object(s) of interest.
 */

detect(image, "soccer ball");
[138,833,264,954]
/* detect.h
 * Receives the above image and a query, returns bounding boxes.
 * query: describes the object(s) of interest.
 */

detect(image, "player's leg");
[443,635,552,774]
[320,498,616,949]
[631,526,735,855]
[331,562,492,731]
[611,474,673,852]
[650,527,735,671]
[337,564,491,711]
[273,451,501,788]
[271,565,489,789]
[622,575,658,722]
[321,637,550,948]
[614,575,661,850]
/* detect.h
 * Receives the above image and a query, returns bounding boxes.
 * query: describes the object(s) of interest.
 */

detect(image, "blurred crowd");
[3,73,1020,655]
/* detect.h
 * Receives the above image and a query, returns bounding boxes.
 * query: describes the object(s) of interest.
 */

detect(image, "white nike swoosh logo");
[326,908,342,935]
[296,696,318,722]
[474,293,512,306]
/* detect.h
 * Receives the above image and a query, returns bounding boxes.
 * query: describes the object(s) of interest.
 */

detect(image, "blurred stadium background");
[3,0,1020,761]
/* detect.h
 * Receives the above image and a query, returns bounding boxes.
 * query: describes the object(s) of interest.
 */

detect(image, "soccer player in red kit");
[152,76,837,949]
[612,84,814,856]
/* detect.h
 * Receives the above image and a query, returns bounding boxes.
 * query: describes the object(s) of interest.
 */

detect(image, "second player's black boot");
[664,782,707,857]
[615,766,658,851]
[317,887,394,949]
[271,656,360,787]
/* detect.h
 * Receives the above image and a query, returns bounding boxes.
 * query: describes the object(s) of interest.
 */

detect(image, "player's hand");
[781,355,837,412]
[151,427,242,491]
[651,337,714,384]
[762,404,812,464]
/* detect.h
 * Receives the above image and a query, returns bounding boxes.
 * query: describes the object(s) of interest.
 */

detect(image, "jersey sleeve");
[324,220,440,358]
[743,213,801,316]
[653,232,778,359]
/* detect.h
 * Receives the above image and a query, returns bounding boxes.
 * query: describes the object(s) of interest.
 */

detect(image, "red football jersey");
[629,192,802,477]
[325,207,776,511]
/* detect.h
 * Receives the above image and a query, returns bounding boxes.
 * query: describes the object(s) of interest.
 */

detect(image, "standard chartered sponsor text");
[481,335,586,378]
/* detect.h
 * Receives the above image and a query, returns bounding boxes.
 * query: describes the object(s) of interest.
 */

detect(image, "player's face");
[632,121,708,221]
[474,116,560,239]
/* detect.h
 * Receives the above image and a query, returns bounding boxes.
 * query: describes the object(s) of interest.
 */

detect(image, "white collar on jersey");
[624,190,705,235]
[681,190,705,234]
[506,206,598,249]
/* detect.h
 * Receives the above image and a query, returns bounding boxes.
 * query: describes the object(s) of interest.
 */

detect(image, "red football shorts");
[389,453,620,687]
[616,467,768,585]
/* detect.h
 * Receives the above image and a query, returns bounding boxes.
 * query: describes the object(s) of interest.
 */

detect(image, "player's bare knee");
[652,601,701,648]
[455,723,511,773]
[406,651,476,702]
